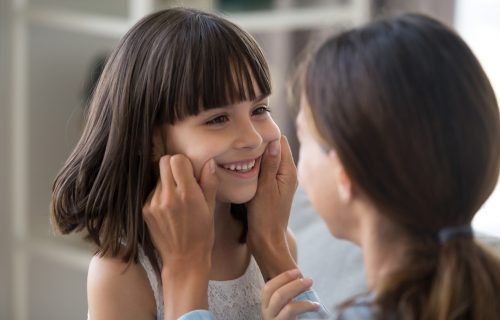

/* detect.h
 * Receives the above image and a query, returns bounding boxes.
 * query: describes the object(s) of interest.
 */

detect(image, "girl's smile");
[217,156,262,179]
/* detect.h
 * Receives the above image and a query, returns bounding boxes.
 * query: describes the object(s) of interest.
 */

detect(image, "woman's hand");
[142,154,218,319]
[247,135,298,279]
[143,154,218,266]
[262,269,320,320]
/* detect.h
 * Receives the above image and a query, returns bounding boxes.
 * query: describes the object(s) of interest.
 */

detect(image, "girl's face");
[163,91,280,204]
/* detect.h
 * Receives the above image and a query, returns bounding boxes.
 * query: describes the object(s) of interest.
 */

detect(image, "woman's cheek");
[297,150,309,188]
[297,143,316,194]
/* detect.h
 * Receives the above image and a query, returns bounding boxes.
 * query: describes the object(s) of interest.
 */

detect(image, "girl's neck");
[213,201,242,245]
[209,201,250,281]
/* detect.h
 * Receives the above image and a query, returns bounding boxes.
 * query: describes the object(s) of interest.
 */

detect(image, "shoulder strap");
[137,247,164,319]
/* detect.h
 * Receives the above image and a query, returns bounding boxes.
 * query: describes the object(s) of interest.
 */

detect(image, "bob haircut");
[50,8,271,271]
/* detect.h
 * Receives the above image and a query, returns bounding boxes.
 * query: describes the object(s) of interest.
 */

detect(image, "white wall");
[0,0,13,317]
[456,0,500,237]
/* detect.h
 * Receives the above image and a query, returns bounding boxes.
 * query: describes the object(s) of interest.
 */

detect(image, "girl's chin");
[216,191,257,205]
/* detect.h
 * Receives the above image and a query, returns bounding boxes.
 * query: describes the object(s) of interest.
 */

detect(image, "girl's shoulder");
[87,251,156,320]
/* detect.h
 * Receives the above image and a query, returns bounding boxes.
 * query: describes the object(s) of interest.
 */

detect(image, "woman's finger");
[276,136,297,194]
[277,136,296,177]
[258,138,281,187]
[262,269,301,308]
[199,159,218,214]
[158,155,176,191]
[267,277,314,317]
[147,178,163,209]
[169,154,197,192]
[275,300,321,320]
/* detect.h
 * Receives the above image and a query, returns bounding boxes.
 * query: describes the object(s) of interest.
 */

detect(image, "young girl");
[50,8,299,320]
[154,13,500,320]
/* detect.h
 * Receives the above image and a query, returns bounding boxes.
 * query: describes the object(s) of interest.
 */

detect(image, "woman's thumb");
[200,159,219,213]
[259,139,281,184]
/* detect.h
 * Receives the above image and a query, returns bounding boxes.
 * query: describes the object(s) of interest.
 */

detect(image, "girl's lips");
[217,156,261,179]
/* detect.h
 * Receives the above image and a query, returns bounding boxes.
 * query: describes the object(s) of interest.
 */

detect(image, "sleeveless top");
[138,247,265,320]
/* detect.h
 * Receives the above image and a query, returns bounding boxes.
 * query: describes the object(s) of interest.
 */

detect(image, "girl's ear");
[152,126,167,161]
[328,150,352,203]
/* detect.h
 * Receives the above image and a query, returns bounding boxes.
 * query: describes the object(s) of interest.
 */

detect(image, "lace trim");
[139,251,264,320]
[137,247,164,320]
[207,257,264,320]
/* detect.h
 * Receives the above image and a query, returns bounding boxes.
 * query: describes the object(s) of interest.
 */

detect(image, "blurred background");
[0,0,499,319]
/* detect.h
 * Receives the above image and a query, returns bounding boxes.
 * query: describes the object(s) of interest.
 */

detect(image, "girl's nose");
[233,120,262,150]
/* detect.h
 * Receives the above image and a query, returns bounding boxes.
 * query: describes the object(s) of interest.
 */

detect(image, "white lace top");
[138,247,265,320]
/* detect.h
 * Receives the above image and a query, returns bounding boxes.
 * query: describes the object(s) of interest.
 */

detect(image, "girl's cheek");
[263,119,281,141]
[186,149,215,181]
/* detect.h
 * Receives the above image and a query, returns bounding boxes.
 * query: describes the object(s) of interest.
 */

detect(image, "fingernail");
[311,302,321,309]
[301,278,313,286]
[287,269,300,278]
[209,159,216,174]
[268,140,280,156]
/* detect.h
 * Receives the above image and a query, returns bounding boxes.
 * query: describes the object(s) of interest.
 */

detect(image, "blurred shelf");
[26,0,130,18]
[23,6,131,37]
[226,1,370,32]
[20,1,369,37]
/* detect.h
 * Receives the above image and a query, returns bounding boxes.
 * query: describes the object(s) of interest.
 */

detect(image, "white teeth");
[223,159,256,172]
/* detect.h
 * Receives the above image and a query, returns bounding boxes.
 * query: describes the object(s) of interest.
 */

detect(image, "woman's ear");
[151,126,166,161]
[328,150,352,203]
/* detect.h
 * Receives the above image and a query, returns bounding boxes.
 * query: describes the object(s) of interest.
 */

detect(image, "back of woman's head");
[304,14,500,319]
[50,8,270,266]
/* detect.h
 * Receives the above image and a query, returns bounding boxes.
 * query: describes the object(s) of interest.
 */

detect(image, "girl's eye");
[206,115,229,125]
[253,105,271,116]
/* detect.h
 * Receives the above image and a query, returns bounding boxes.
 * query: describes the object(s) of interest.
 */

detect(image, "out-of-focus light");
[455,0,500,237]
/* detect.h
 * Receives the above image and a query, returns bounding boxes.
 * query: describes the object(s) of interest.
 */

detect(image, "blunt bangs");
[159,9,271,124]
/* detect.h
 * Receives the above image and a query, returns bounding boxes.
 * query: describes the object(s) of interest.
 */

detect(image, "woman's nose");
[233,119,262,150]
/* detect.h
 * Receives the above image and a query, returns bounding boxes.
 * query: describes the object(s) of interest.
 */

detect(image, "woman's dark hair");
[50,8,270,272]
[304,14,500,319]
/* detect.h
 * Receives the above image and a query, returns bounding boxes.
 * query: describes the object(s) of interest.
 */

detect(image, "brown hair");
[50,8,270,271]
[304,14,500,319]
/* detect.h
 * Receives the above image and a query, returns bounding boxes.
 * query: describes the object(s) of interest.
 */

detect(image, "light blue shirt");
[177,289,330,320]
[177,290,379,320]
